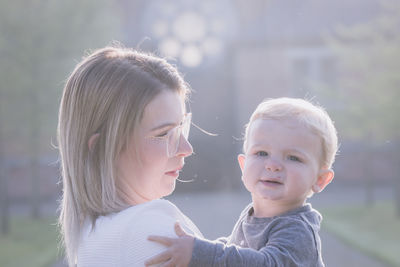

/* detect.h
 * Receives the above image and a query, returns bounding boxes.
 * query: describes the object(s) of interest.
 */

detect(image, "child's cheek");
[244,159,259,177]
[246,156,262,168]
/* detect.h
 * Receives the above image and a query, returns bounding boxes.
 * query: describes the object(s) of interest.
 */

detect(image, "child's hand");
[145,222,194,267]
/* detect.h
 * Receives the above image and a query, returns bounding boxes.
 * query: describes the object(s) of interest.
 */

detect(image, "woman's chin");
[159,182,176,198]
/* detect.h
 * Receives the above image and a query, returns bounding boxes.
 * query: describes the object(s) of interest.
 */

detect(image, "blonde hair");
[57,46,189,266]
[243,97,338,169]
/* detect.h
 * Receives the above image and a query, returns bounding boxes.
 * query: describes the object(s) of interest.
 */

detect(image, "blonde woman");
[57,46,202,266]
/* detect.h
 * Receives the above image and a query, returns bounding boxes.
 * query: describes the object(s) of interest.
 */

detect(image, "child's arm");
[145,222,194,267]
[215,235,229,244]
[145,222,267,267]
[189,218,321,267]
[145,222,268,267]
[147,218,320,267]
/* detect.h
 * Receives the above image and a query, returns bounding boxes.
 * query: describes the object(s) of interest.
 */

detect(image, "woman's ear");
[312,169,334,193]
[88,133,100,151]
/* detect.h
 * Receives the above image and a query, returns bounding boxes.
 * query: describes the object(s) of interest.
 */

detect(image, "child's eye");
[256,151,268,157]
[288,155,301,162]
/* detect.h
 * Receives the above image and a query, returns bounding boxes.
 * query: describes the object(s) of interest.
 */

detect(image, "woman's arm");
[121,200,203,266]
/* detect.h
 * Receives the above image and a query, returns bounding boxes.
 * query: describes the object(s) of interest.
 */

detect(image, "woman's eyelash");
[155,131,169,138]
[148,129,172,141]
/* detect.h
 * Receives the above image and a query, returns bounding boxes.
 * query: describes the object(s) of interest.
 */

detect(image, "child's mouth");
[261,179,283,186]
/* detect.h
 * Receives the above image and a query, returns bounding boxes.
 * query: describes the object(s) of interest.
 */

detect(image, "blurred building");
[116,0,384,191]
[4,0,390,202]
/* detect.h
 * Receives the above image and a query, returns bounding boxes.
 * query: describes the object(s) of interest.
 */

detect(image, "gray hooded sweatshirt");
[189,203,324,267]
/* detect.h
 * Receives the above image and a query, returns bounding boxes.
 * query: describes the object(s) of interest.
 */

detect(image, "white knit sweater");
[77,199,203,267]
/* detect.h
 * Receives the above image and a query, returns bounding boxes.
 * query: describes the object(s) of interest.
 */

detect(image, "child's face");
[238,118,333,215]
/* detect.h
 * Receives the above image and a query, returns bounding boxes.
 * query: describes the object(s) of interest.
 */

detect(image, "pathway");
[52,186,393,266]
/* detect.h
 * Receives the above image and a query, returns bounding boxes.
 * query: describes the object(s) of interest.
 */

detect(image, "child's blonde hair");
[57,45,190,266]
[243,97,338,169]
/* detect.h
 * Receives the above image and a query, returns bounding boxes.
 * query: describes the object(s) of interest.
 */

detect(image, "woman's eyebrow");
[150,113,188,132]
[149,122,177,132]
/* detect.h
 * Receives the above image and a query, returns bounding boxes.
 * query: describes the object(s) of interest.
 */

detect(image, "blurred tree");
[326,1,400,215]
[0,0,122,226]
[0,124,9,235]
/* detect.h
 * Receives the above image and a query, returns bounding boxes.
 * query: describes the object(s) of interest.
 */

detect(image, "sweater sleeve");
[215,236,229,244]
[189,218,319,267]
[120,211,177,266]
[190,237,267,267]
[119,200,203,266]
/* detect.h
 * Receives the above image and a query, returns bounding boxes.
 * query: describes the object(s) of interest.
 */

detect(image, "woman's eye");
[256,151,268,157]
[155,131,169,138]
[288,155,301,162]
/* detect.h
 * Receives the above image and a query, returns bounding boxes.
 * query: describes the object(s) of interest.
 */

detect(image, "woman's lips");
[165,170,180,177]
[165,166,183,177]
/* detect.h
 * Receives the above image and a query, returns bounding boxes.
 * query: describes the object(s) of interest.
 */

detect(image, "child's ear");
[312,169,334,193]
[237,154,246,173]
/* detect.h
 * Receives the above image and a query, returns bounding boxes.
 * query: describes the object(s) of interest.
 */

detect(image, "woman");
[57,46,202,266]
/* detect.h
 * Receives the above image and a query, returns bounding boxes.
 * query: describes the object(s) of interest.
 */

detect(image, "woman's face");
[116,90,193,205]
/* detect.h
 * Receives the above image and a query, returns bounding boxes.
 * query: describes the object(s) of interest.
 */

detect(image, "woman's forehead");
[140,90,186,131]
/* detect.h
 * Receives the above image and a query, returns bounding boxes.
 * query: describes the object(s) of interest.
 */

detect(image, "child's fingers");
[160,260,175,267]
[174,221,187,237]
[145,251,171,266]
[147,235,174,246]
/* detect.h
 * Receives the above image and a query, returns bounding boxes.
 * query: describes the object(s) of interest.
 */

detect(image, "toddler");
[146,97,338,267]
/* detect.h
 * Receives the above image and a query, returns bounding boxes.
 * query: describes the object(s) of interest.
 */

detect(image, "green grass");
[321,202,400,267]
[0,216,62,267]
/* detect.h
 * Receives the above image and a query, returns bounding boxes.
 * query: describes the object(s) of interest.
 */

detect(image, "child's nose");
[265,158,282,172]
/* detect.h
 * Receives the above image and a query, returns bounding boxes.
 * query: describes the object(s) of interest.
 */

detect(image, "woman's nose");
[176,134,193,157]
